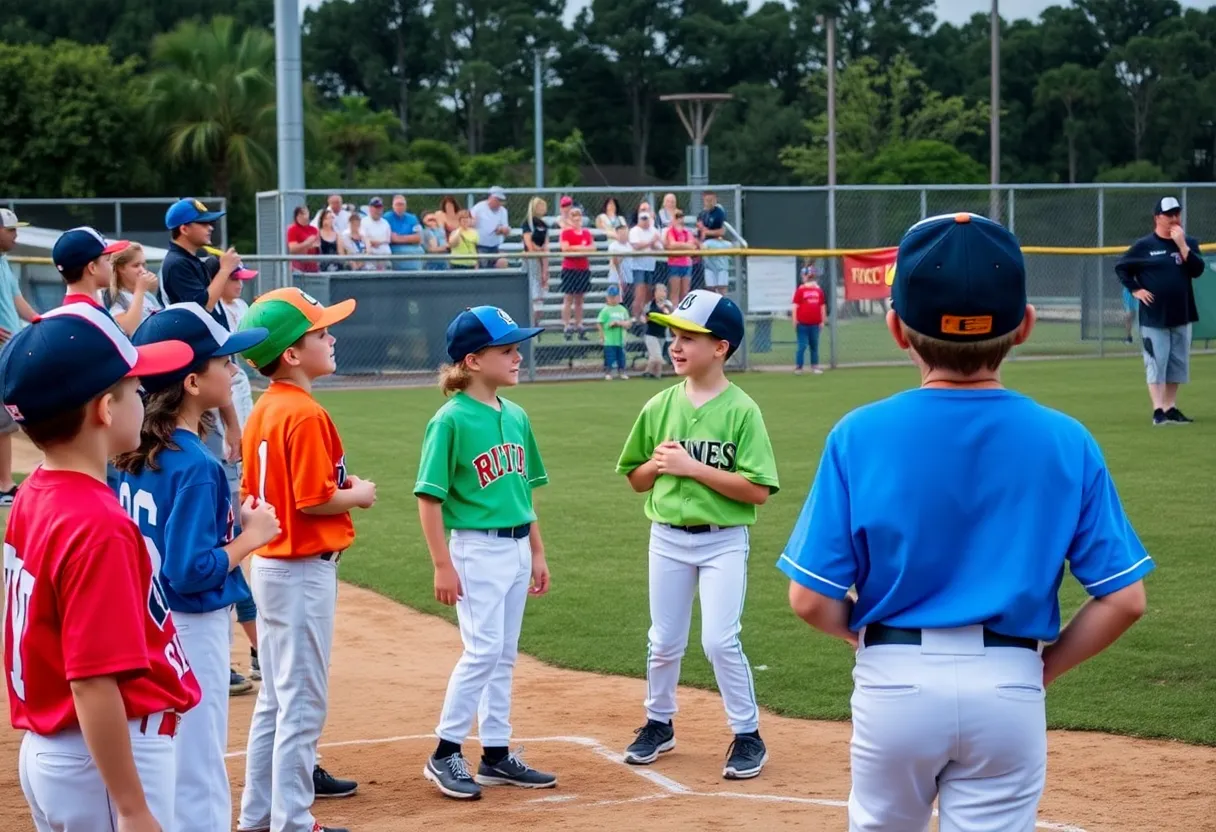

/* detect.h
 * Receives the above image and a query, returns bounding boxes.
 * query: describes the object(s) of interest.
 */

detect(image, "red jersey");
[793,283,826,325]
[5,468,201,736]
[560,228,593,270]
[286,223,320,272]
[61,292,105,310]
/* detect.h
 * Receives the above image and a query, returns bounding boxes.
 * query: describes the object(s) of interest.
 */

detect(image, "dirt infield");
[1,433,1214,831]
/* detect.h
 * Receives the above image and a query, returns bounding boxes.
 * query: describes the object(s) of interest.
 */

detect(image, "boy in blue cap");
[52,226,131,310]
[779,213,1153,831]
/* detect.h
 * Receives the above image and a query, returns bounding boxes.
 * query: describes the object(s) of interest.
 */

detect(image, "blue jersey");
[778,388,1154,642]
[116,428,250,614]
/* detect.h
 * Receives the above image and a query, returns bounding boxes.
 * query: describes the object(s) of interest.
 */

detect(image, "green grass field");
[319,355,1216,746]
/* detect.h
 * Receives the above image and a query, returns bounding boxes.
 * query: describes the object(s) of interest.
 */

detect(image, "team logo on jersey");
[1172,252,1183,266]
[497,309,515,326]
[676,439,737,471]
[472,443,527,488]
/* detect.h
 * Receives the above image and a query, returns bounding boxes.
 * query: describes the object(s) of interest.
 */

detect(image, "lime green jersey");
[616,381,779,527]
[414,392,548,529]
[598,303,631,347]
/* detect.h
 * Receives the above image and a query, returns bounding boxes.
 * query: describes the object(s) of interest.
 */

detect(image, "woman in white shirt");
[108,242,163,335]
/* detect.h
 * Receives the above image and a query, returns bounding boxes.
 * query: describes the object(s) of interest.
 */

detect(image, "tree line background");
[2,0,1216,248]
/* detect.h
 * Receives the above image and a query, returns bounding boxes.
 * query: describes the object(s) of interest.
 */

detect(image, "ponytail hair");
[112,383,216,475]
[438,361,472,396]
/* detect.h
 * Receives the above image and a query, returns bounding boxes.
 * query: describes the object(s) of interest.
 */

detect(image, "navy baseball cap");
[890,212,1026,342]
[606,284,621,296]
[1154,196,1182,216]
[446,306,543,363]
[648,289,745,358]
[132,303,269,393]
[0,304,193,424]
[165,198,226,230]
[52,226,131,274]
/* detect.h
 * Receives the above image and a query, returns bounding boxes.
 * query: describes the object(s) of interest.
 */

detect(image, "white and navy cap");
[1155,196,1182,216]
[132,303,269,393]
[647,289,745,358]
[0,304,193,423]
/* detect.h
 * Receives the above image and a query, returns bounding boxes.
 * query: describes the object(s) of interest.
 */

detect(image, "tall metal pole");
[533,51,544,189]
[826,15,839,369]
[990,0,1001,222]
[274,0,305,282]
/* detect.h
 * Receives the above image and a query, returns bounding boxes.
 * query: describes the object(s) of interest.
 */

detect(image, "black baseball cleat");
[313,764,358,798]
[723,732,768,780]
[1152,408,1169,426]
[475,748,557,788]
[1165,407,1193,424]
[623,719,676,765]
[424,752,482,799]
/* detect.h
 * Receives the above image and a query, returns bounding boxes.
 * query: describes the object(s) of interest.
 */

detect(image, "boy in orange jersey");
[233,288,378,832]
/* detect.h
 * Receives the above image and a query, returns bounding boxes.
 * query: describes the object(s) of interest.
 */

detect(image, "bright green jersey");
[414,392,548,529]
[598,304,631,347]
[616,381,780,527]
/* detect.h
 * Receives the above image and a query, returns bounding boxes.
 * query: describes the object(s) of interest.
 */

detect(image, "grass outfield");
[318,355,1216,746]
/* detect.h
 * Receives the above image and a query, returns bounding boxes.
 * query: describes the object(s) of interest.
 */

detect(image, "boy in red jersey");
[791,265,827,374]
[0,304,202,831]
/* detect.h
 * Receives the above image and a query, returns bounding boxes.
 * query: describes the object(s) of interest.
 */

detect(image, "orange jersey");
[241,382,355,557]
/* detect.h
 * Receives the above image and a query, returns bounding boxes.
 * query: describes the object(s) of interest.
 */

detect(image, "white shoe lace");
[503,746,530,771]
[446,754,473,780]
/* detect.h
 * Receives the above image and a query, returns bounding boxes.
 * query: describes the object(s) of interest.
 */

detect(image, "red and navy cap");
[890,212,1026,342]
[51,226,131,274]
[132,303,269,393]
[0,304,193,423]
[446,306,543,363]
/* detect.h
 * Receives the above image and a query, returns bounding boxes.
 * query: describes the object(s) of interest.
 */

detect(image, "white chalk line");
[225,733,1089,831]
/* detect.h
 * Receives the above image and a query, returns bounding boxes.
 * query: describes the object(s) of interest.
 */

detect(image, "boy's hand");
[240,496,281,548]
[346,475,378,508]
[117,809,162,832]
[434,562,462,605]
[652,440,699,477]
[529,554,550,596]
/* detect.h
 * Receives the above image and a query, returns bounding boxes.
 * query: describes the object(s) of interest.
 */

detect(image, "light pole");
[990,0,1001,221]
[533,51,544,189]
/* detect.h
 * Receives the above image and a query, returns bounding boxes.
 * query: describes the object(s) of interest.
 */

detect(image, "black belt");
[863,623,1038,651]
[666,524,735,535]
[320,551,342,564]
[482,524,532,540]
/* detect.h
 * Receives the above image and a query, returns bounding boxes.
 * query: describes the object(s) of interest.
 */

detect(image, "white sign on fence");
[746,256,798,313]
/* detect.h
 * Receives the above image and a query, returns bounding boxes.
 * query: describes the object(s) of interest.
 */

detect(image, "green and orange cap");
[238,287,356,369]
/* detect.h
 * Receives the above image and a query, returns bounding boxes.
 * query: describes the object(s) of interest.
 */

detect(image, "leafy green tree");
[1036,64,1099,182]
[1094,160,1171,182]
[544,130,586,188]
[852,140,987,184]
[322,96,402,186]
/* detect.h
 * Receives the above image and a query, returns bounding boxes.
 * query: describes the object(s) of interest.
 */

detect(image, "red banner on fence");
[843,248,898,301]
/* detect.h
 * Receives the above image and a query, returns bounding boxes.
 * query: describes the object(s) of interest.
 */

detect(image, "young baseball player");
[235,287,376,832]
[598,284,632,380]
[1,304,201,830]
[112,302,279,832]
[792,265,827,375]
[780,213,1153,831]
[416,305,555,801]
[52,226,131,311]
[616,290,780,780]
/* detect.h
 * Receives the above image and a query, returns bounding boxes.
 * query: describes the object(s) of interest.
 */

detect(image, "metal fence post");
[1182,186,1189,223]
[1008,188,1016,233]
[828,185,838,369]
[219,198,229,249]
[114,201,123,239]
[920,188,927,220]
[1097,187,1105,358]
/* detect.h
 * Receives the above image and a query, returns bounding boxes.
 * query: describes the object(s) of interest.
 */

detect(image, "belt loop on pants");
[137,710,179,738]
[862,623,1039,652]
[320,551,342,564]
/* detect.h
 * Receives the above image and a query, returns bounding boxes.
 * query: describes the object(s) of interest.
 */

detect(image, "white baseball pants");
[848,626,1048,832]
[19,713,177,831]
[172,606,233,832]
[239,554,338,832]
[435,530,532,747]
[644,523,759,734]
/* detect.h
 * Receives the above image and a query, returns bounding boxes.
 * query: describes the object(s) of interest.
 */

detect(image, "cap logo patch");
[677,294,697,311]
[497,309,515,326]
[940,315,993,336]
[300,291,321,306]
[193,199,208,212]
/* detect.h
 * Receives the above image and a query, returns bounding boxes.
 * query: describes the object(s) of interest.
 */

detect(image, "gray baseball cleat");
[424,752,482,800]
[475,747,557,788]
[623,719,676,765]
[723,733,768,780]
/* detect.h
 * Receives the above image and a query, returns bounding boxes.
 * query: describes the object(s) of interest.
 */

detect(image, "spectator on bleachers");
[521,197,550,325]
[439,195,463,234]
[448,209,479,270]
[339,211,370,270]
[558,195,575,230]
[628,199,654,228]
[628,210,663,320]
[597,197,627,235]
[608,224,634,313]
[658,193,678,229]
[421,212,449,271]
[108,242,162,335]
[559,206,596,340]
[286,204,320,273]
[318,209,342,272]
[643,283,673,379]
[697,191,730,295]
[313,194,350,235]
[362,197,393,268]
[663,210,697,304]
[598,284,631,380]
[387,194,424,271]
[471,185,511,268]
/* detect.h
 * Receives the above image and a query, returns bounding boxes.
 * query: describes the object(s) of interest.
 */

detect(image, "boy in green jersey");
[415,305,555,801]
[615,290,780,780]
[599,283,632,380]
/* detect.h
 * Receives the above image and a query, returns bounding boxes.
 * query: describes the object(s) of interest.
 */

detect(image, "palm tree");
[145,16,277,199]
[322,96,401,186]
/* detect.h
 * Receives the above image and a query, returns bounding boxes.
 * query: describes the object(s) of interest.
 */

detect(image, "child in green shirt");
[598,284,632,380]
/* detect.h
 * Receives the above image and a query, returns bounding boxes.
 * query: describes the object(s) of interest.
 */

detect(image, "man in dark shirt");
[696,191,731,295]
[1116,196,1207,426]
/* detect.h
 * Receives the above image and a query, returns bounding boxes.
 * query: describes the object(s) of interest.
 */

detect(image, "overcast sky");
[299,0,1207,27]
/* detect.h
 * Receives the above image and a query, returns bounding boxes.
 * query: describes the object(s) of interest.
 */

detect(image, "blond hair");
[527,196,547,218]
[902,322,1019,376]
[109,242,146,302]
[439,362,473,396]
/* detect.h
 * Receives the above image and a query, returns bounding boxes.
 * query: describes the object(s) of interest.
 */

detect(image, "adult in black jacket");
[1115,196,1207,426]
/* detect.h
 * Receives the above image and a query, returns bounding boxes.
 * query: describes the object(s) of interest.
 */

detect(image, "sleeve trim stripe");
[778,554,851,591]
[1082,555,1154,590]
[415,481,449,495]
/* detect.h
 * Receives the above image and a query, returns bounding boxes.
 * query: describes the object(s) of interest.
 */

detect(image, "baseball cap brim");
[2,221,29,229]
[215,327,269,358]
[195,210,226,223]
[647,311,712,334]
[128,340,196,378]
[233,267,258,280]
[308,298,357,331]
[104,240,131,256]
[487,325,544,348]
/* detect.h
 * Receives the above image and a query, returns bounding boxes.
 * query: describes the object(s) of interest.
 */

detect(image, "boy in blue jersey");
[113,303,281,832]
[779,213,1153,832]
